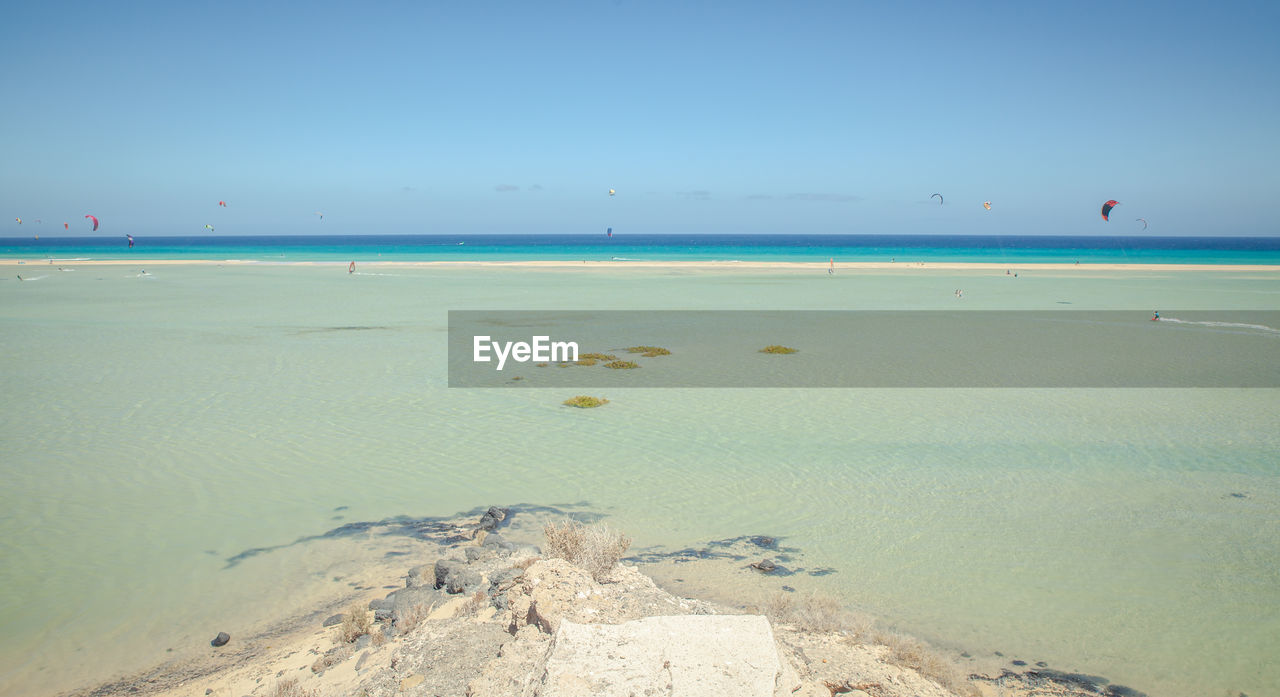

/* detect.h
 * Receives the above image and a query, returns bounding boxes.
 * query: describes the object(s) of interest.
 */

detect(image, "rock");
[400,673,425,690]
[388,586,445,627]
[434,558,465,589]
[355,650,371,672]
[406,564,433,589]
[447,569,483,594]
[434,558,483,594]
[369,596,396,623]
[322,613,345,627]
[504,559,696,637]
[476,506,508,533]
[539,616,787,697]
[750,559,777,573]
[482,532,514,550]
[210,632,230,647]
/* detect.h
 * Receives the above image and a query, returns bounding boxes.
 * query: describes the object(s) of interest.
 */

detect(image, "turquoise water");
[4,233,1280,264]
[1,261,1277,697]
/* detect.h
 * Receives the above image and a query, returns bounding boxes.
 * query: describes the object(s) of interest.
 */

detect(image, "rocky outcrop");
[538,616,799,697]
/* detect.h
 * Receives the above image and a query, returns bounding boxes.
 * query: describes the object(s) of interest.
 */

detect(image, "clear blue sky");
[3,1,1278,236]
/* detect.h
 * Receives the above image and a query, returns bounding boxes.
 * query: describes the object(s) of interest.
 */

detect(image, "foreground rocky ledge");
[77,509,1151,697]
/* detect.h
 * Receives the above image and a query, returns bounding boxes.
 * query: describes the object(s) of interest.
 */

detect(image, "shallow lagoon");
[1,263,1277,696]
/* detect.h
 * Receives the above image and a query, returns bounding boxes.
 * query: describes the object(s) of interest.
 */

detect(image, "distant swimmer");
[349,261,355,274]
[1152,310,1160,321]
[16,274,23,281]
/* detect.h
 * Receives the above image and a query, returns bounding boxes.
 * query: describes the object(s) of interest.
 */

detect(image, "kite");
[219,200,227,207]
[931,193,943,205]
[983,201,991,210]
[1136,217,1148,231]
[63,222,69,230]
[14,218,20,224]
[315,211,324,220]
[608,189,615,197]
[204,225,215,231]
[85,214,99,231]
[1101,200,1119,221]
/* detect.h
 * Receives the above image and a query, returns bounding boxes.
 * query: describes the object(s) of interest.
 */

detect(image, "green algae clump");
[576,358,599,366]
[563,395,609,408]
[625,346,671,357]
[579,353,618,361]
[605,360,639,369]
[760,345,798,354]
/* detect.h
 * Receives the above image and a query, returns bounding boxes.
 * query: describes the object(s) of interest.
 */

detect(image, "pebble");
[211,632,230,647]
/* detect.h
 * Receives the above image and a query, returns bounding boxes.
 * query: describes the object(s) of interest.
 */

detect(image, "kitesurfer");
[1152,310,1160,321]
[349,261,355,274]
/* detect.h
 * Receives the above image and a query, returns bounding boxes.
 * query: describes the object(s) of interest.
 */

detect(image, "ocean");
[1,235,1277,697]
[4,233,1280,264]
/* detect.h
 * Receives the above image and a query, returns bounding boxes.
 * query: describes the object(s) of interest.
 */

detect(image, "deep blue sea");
[3,234,1280,264]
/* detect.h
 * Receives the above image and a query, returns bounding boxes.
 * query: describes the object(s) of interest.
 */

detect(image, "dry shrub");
[394,601,435,635]
[542,519,631,582]
[758,591,859,634]
[338,603,372,643]
[270,678,320,697]
[873,630,979,697]
[461,590,489,616]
